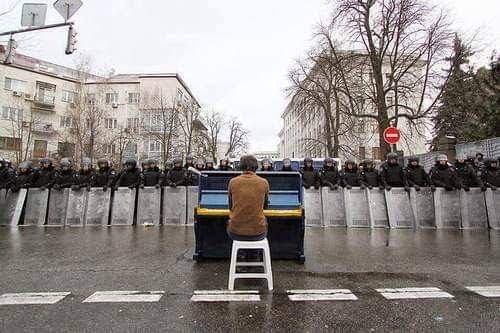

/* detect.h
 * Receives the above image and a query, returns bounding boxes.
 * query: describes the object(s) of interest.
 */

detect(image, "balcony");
[32,92,56,110]
[32,123,56,135]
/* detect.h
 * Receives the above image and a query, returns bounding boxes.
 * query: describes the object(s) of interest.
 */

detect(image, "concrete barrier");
[23,188,49,226]
[186,186,199,225]
[304,188,322,227]
[410,188,436,229]
[321,187,346,227]
[137,187,161,225]
[485,189,500,230]
[367,188,389,228]
[344,187,370,228]
[65,190,88,226]
[434,188,461,229]
[0,189,27,226]
[111,188,136,225]
[85,188,111,226]
[47,188,70,226]
[163,186,187,225]
[459,189,488,229]
[385,188,415,229]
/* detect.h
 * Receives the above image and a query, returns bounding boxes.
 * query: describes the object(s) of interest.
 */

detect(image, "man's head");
[387,153,398,165]
[456,154,467,164]
[409,157,419,168]
[220,158,229,167]
[124,158,137,171]
[239,155,258,172]
[97,158,109,171]
[82,158,92,171]
[195,159,205,170]
[476,152,484,160]
[364,159,374,170]
[148,159,157,169]
[486,158,498,169]
[186,155,194,164]
[283,158,291,168]
[60,158,72,171]
[205,159,214,169]
[19,161,32,174]
[40,158,52,170]
[324,157,334,168]
[173,158,182,169]
[262,159,272,170]
[345,160,356,170]
[304,157,313,168]
[436,154,448,166]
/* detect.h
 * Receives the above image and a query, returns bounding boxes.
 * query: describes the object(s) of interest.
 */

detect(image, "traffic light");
[65,25,77,55]
[4,37,17,64]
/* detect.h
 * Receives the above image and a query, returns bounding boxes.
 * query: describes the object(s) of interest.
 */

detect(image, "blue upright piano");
[193,171,305,263]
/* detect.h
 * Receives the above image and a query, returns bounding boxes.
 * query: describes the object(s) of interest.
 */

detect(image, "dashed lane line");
[376,287,454,300]
[465,286,500,297]
[287,289,358,301]
[191,290,261,302]
[0,292,71,305]
[82,291,164,303]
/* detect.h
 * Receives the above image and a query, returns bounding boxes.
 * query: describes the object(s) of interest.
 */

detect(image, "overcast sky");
[1,0,499,152]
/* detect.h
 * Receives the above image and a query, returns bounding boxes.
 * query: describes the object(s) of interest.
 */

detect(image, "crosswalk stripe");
[0,292,70,305]
[465,286,500,297]
[82,291,164,303]
[376,287,454,300]
[191,290,260,302]
[287,289,358,301]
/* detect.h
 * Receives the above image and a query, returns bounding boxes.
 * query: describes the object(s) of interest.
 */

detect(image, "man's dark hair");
[239,155,258,172]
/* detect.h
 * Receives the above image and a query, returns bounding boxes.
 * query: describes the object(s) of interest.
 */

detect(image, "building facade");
[0,49,205,167]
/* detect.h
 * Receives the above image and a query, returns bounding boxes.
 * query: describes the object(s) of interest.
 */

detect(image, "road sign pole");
[0,22,73,37]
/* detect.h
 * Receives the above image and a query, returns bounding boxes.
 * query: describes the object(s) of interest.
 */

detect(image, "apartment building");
[0,48,205,166]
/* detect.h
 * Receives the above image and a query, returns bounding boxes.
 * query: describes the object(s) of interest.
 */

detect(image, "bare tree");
[107,126,138,167]
[177,99,202,157]
[202,109,225,162]
[225,118,249,157]
[329,0,456,157]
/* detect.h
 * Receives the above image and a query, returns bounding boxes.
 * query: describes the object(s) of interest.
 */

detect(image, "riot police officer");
[380,153,409,191]
[280,158,293,172]
[341,160,359,189]
[184,155,195,169]
[260,159,274,171]
[430,154,461,191]
[140,159,162,188]
[73,158,94,191]
[91,158,116,191]
[481,158,499,190]
[53,158,76,190]
[115,159,141,189]
[454,154,485,191]
[319,157,340,190]
[359,159,382,190]
[0,158,15,189]
[205,159,215,171]
[10,161,34,192]
[405,157,434,191]
[194,159,205,172]
[32,158,56,190]
[165,158,186,187]
[300,157,320,189]
[218,158,233,171]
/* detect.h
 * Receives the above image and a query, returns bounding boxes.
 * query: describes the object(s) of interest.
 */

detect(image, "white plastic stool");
[228,238,273,291]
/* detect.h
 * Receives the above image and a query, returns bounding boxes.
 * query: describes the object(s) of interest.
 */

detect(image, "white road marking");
[466,286,500,297]
[376,287,454,300]
[82,291,164,303]
[0,292,70,305]
[287,289,358,301]
[191,290,260,302]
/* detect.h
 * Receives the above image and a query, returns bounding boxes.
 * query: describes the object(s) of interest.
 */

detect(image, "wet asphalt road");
[0,226,499,332]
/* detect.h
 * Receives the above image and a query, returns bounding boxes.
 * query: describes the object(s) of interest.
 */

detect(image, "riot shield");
[485,189,500,230]
[162,186,187,225]
[434,188,461,229]
[0,189,7,210]
[136,187,161,225]
[321,187,346,227]
[344,187,370,228]
[0,189,27,226]
[47,188,70,226]
[23,188,49,226]
[367,188,389,228]
[410,188,436,229]
[304,188,322,227]
[65,189,89,226]
[85,188,111,226]
[186,186,199,225]
[459,188,488,229]
[110,188,136,225]
[385,188,415,228]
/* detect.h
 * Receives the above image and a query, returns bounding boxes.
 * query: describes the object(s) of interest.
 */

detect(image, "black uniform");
[405,165,432,188]
[31,166,56,188]
[165,166,186,187]
[481,159,499,189]
[0,161,14,189]
[116,169,141,188]
[454,161,483,189]
[341,165,359,188]
[74,169,95,190]
[380,162,408,189]
[300,165,320,189]
[141,167,163,187]
[218,163,233,171]
[359,167,381,189]
[92,168,116,188]
[319,165,340,189]
[10,170,34,192]
[430,163,461,190]
[53,169,76,189]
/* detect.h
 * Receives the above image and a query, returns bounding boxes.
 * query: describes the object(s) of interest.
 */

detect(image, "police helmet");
[19,161,33,170]
[436,154,448,162]
[386,153,398,160]
[40,158,52,167]
[82,157,92,167]
[173,158,183,166]
[60,158,72,167]
[124,158,137,168]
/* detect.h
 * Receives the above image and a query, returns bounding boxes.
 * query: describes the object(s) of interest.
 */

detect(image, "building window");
[4,77,27,92]
[104,118,118,129]
[126,118,139,129]
[103,144,116,154]
[60,116,74,128]
[36,81,56,105]
[372,147,381,160]
[1,107,23,121]
[149,141,162,153]
[86,93,96,105]
[359,146,366,160]
[105,93,118,104]
[33,140,48,158]
[62,90,77,103]
[0,137,21,151]
[128,93,140,104]
[176,89,183,103]
[386,96,393,105]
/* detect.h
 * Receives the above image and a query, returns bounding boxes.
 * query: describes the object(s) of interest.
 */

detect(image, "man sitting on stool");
[227,155,270,245]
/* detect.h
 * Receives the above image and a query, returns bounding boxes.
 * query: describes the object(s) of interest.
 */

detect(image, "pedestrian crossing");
[0,286,498,305]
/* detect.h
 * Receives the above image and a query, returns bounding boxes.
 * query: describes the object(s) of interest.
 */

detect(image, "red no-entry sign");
[383,127,401,145]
